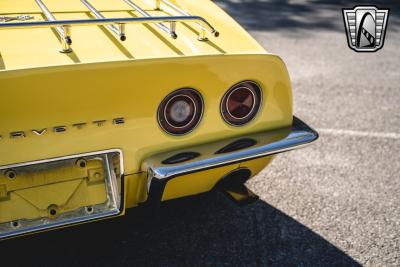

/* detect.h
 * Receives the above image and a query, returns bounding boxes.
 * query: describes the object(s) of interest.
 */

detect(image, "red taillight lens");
[158,89,203,135]
[221,81,262,126]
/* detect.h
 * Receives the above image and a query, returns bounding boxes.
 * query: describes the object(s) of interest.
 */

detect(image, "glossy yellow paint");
[240,156,275,177]
[162,164,239,201]
[0,0,294,227]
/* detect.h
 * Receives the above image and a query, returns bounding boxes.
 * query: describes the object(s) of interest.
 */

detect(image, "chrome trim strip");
[145,116,318,182]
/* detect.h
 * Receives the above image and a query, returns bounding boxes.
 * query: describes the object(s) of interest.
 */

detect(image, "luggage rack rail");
[0,0,219,53]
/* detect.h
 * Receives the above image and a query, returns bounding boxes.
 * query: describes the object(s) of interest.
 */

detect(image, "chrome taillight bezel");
[158,88,204,136]
[220,81,262,126]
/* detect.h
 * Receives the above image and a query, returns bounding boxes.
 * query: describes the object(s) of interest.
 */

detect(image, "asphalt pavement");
[1,1,399,266]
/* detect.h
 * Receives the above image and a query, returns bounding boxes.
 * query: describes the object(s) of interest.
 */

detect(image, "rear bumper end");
[143,116,318,208]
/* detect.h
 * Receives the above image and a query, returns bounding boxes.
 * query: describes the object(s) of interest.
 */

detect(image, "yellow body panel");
[240,156,275,177]
[0,0,294,234]
[162,164,239,201]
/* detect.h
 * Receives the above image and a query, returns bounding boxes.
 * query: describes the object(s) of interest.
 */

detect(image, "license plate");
[0,149,124,239]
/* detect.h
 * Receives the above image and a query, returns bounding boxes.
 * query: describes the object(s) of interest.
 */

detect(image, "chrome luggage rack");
[0,0,219,53]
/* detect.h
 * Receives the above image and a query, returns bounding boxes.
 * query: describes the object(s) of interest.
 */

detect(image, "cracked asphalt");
[1,1,399,266]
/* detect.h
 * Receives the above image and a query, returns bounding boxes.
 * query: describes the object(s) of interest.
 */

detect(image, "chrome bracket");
[35,0,73,53]
[170,21,177,39]
[155,0,161,10]
[198,28,208,41]
[118,23,126,41]
[60,25,72,53]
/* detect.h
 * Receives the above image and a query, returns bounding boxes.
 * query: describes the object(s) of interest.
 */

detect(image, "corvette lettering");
[0,117,125,140]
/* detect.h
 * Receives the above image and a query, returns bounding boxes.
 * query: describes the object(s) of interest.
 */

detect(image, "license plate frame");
[0,149,124,240]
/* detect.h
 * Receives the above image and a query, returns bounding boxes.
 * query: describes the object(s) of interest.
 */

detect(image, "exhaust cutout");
[216,168,259,205]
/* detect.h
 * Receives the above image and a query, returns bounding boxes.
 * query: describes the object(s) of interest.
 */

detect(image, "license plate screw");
[10,221,20,229]
[76,158,87,168]
[48,204,59,219]
[4,169,17,180]
[85,206,94,214]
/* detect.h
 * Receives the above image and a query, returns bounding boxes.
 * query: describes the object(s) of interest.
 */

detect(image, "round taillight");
[158,89,203,135]
[221,81,262,126]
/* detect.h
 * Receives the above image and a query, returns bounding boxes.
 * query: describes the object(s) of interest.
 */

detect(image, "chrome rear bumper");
[143,116,318,208]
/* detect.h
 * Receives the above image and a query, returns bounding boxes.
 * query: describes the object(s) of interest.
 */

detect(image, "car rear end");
[0,0,317,239]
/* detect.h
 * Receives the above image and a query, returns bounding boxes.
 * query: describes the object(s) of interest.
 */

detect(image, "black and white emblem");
[343,6,389,52]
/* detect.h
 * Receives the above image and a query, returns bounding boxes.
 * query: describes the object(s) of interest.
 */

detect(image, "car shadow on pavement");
[1,191,361,267]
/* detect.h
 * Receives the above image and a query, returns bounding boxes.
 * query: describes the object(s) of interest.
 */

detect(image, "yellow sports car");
[0,0,318,239]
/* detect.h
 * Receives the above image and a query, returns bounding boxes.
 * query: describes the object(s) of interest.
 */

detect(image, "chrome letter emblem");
[53,126,67,133]
[93,120,106,127]
[32,128,47,136]
[1,117,125,141]
[113,118,125,125]
[343,6,389,52]
[10,132,26,139]
[72,123,87,129]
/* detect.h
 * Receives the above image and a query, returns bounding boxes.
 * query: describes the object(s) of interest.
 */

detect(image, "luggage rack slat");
[0,0,219,53]
[123,0,177,39]
[81,0,126,42]
[157,0,218,41]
